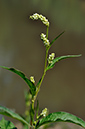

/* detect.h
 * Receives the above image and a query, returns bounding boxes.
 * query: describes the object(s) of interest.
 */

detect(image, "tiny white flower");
[41,33,46,39]
[41,108,48,117]
[30,13,49,27]
[44,39,50,46]
[30,76,35,83]
[30,13,39,20]
[48,53,55,64]
[40,33,50,47]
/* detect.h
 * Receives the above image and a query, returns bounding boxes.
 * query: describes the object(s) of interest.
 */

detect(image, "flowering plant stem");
[31,27,49,126]
[46,26,49,38]
[0,13,84,129]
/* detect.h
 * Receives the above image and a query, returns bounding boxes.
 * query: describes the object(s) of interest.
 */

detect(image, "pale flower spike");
[41,33,50,47]
[30,13,49,27]
[48,53,55,64]
[30,76,35,84]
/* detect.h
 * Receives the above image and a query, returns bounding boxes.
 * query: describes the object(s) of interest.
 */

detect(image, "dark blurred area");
[0,0,85,124]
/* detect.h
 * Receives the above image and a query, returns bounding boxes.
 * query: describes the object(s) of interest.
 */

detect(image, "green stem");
[44,49,48,71]
[32,49,48,103]
[46,26,49,38]
[32,100,34,110]
[33,26,49,102]
[44,26,49,70]
[32,53,47,102]
[31,27,49,125]
[31,102,34,127]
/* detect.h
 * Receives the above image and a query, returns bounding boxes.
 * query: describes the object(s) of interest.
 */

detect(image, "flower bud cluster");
[41,108,48,117]
[41,33,50,47]
[30,13,49,27]
[48,53,55,64]
[30,76,35,83]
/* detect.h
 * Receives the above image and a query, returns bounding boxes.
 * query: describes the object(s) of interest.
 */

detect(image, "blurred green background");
[0,0,85,124]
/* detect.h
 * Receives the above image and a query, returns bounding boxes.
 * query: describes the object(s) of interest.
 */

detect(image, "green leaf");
[0,66,36,97]
[35,112,85,129]
[0,106,30,127]
[36,78,42,87]
[0,117,17,129]
[49,31,65,48]
[46,54,81,71]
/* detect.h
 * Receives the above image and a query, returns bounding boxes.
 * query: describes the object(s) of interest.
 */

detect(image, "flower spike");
[48,53,55,64]
[41,33,50,47]
[30,76,35,84]
[30,13,49,27]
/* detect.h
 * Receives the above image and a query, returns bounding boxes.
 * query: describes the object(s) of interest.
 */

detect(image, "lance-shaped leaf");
[0,66,36,97]
[36,78,42,87]
[0,117,17,129]
[35,112,85,129]
[49,31,65,48]
[46,54,81,71]
[0,106,30,127]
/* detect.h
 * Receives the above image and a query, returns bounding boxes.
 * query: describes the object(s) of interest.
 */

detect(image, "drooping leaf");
[0,117,17,129]
[46,54,81,71]
[0,66,36,97]
[35,112,85,129]
[0,106,30,127]
[49,31,65,48]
